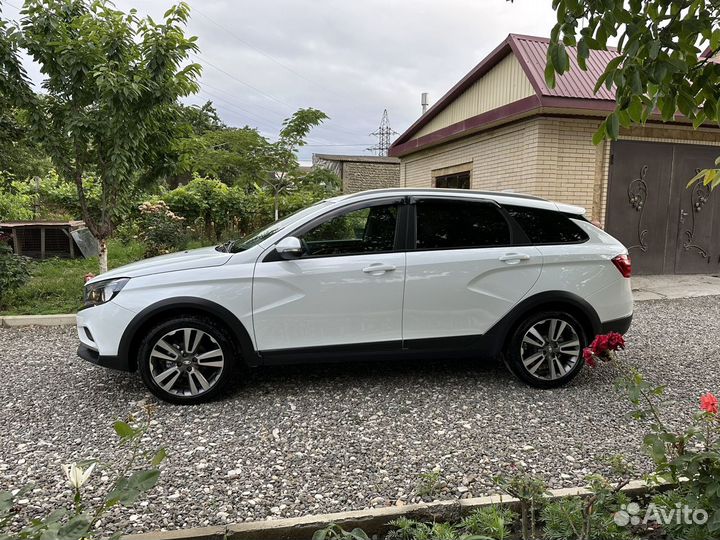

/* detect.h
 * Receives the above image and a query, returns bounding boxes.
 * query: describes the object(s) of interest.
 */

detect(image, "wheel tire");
[504,310,587,389]
[138,315,237,404]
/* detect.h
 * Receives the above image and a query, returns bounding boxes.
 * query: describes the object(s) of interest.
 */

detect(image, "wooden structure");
[0,220,90,259]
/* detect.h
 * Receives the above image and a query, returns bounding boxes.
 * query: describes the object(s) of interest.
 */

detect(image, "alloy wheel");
[519,318,581,381]
[149,328,225,397]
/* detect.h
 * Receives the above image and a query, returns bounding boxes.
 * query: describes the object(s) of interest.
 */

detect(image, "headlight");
[84,278,130,306]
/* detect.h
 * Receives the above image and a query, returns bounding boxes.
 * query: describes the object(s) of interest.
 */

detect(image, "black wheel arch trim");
[482,290,604,357]
[117,297,258,371]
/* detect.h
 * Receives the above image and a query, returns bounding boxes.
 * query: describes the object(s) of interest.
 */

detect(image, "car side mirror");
[275,236,303,259]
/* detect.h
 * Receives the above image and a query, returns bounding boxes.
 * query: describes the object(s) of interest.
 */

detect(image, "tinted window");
[415,199,510,249]
[300,204,398,257]
[435,172,470,189]
[504,205,589,244]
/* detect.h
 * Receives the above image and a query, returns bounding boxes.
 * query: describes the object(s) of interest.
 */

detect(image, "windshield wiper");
[215,240,236,253]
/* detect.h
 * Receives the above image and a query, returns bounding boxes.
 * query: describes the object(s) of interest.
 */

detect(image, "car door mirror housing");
[275,236,303,259]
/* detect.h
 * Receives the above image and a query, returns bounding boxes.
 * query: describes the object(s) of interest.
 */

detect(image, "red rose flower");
[582,347,596,368]
[700,393,718,414]
[591,334,609,356]
[606,332,625,351]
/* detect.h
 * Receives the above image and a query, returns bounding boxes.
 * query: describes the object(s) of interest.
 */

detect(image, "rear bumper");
[600,313,633,335]
[77,343,132,372]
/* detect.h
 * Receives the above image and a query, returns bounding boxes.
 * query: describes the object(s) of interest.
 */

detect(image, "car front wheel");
[138,316,236,404]
[504,311,586,388]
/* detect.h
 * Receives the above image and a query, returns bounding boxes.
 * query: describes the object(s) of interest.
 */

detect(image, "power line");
[192,6,323,92]
[193,53,292,109]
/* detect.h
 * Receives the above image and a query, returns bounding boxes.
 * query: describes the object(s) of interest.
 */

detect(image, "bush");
[136,201,189,257]
[0,239,30,308]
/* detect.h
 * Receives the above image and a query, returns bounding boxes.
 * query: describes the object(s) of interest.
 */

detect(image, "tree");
[546,0,720,188]
[193,126,270,187]
[263,108,328,221]
[11,0,200,272]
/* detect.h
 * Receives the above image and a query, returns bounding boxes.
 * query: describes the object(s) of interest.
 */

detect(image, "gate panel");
[670,144,720,274]
[606,141,674,275]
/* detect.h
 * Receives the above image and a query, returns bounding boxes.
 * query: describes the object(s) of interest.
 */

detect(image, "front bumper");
[600,313,633,335]
[77,343,132,372]
[76,300,137,371]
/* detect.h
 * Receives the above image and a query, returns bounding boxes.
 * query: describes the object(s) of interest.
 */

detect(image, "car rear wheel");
[138,316,236,404]
[504,311,586,388]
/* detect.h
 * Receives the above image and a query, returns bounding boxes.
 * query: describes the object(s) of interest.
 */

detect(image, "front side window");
[415,199,510,250]
[504,205,589,244]
[299,203,398,257]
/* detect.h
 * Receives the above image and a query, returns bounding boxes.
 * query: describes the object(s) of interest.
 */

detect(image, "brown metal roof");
[511,34,617,101]
[390,34,622,156]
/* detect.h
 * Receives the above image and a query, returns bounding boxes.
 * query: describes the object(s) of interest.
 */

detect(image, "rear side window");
[415,199,510,249]
[504,205,589,244]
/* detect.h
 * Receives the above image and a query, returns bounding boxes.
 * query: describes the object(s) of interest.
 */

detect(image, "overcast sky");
[1,0,557,164]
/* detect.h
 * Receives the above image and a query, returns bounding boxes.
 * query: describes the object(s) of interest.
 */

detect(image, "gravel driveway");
[1,296,719,537]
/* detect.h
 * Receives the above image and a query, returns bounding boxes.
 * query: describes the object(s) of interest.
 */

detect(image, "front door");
[402,198,542,343]
[252,199,406,352]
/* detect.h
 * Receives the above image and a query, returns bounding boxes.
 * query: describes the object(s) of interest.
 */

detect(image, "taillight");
[612,254,632,278]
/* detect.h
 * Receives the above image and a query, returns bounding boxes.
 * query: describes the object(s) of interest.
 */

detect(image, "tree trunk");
[98,238,108,274]
[274,190,280,221]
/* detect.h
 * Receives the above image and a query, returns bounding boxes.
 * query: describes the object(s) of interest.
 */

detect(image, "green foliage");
[542,490,631,540]
[416,469,443,498]
[312,523,370,540]
[547,0,720,189]
[0,406,165,540]
[589,335,720,538]
[163,176,230,239]
[0,182,33,221]
[296,167,343,195]
[13,0,201,272]
[460,506,517,540]
[0,239,144,315]
[262,108,329,220]
[191,127,271,187]
[494,470,548,540]
[136,200,189,257]
[0,241,30,308]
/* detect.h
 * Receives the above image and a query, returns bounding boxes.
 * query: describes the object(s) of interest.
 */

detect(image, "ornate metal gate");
[606,140,720,275]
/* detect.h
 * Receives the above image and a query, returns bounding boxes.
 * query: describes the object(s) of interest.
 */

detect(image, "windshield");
[228,200,333,253]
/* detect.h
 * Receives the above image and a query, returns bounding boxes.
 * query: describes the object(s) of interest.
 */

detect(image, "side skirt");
[259,335,495,366]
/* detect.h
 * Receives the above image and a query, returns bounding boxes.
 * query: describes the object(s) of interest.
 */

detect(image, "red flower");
[700,393,718,415]
[606,332,625,351]
[590,334,610,356]
[582,347,596,368]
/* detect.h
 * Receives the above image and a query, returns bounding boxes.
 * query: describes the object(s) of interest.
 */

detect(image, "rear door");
[402,197,542,344]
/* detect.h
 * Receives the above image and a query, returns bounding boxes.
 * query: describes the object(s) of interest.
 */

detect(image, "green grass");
[0,240,145,316]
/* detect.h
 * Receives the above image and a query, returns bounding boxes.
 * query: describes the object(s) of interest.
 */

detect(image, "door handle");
[499,253,531,264]
[362,263,396,274]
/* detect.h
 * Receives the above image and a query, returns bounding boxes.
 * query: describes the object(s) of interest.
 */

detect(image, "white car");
[77,189,633,403]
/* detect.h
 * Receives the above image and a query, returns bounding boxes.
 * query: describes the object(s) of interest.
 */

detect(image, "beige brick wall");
[400,116,720,225]
[401,117,603,219]
[342,161,400,193]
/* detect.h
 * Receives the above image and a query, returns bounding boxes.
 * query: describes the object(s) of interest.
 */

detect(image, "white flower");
[62,462,96,490]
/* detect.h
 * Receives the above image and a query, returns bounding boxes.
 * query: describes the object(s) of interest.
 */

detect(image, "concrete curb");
[123,480,656,540]
[0,314,76,327]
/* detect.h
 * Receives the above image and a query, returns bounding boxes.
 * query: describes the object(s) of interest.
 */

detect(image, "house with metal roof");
[389,34,720,275]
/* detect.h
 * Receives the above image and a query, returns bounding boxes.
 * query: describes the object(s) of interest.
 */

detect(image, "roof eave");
[390,36,518,149]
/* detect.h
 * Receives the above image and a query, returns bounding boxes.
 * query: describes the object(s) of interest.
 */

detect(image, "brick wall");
[400,116,720,225]
[342,161,400,193]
